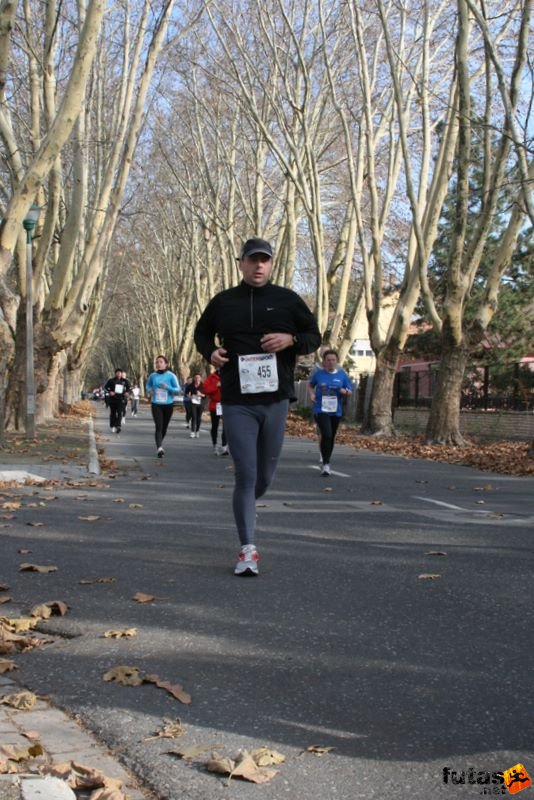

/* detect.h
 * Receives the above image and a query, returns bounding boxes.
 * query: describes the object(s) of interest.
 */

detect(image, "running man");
[194,237,321,576]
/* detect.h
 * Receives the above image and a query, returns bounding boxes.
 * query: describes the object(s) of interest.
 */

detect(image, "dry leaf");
[424,551,448,556]
[168,744,216,760]
[128,503,143,509]
[30,601,68,619]
[102,666,144,686]
[0,659,17,673]
[18,549,31,554]
[0,596,11,605]
[230,750,278,784]
[78,515,100,521]
[144,718,184,741]
[301,745,334,756]
[132,592,156,603]
[370,500,383,505]
[418,573,441,580]
[19,563,58,574]
[26,521,44,527]
[79,576,116,585]
[1,502,20,511]
[112,498,125,503]
[0,690,37,710]
[0,584,9,592]
[323,487,333,492]
[0,617,39,633]
[205,753,235,773]
[103,628,137,639]
[143,675,191,705]
[250,747,286,766]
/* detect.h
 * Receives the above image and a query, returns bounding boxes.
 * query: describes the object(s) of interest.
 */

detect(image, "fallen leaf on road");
[0,596,11,605]
[0,524,10,529]
[144,718,184,741]
[323,487,333,492]
[418,573,441,580]
[205,750,279,784]
[0,617,39,633]
[79,576,116,585]
[19,563,58,573]
[132,592,157,603]
[128,503,143,509]
[168,743,217,760]
[0,659,17,673]
[424,551,448,556]
[112,498,125,503]
[1,502,20,511]
[103,666,144,686]
[143,675,191,705]
[250,747,286,766]
[18,549,31,554]
[0,584,9,592]
[0,742,43,761]
[370,500,383,505]
[30,601,69,619]
[103,628,137,639]
[26,521,44,527]
[0,690,37,710]
[300,745,334,756]
[78,515,100,521]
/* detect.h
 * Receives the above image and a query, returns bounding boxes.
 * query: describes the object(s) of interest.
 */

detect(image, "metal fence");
[394,362,534,412]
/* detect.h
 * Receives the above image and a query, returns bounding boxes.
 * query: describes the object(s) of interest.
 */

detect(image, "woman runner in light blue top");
[308,349,353,476]
[146,355,181,457]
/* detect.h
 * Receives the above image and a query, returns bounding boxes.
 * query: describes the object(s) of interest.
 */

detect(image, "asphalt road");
[3,403,534,800]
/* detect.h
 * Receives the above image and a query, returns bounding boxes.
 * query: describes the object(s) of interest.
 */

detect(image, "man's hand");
[260,333,294,353]
[211,347,229,367]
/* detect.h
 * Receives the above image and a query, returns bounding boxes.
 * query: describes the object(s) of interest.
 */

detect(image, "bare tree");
[425,0,533,444]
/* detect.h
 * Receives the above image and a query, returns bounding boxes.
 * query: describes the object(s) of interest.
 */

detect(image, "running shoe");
[195,432,200,438]
[157,447,164,458]
[214,445,220,455]
[220,446,229,456]
[321,464,331,476]
[110,427,116,433]
[234,544,259,576]
[190,432,195,438]
[116,427,121,434]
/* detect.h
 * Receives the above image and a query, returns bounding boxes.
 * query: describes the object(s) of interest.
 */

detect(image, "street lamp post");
[22,203,40,439]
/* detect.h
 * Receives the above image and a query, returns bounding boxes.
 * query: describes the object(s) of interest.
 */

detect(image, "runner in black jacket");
[195,237,321,576]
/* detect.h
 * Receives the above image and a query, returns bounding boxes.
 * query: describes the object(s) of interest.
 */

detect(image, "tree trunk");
[425,326,468,445]
[364,346,399,436]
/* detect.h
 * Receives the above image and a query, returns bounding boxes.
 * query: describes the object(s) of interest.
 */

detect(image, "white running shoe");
[214,445,220,455]
[190,432,195,438]
[220,445,229,456]
[234,544,259,576]
[110,427,116,433]
[157,447,164,458]
[195,432,200,438]
[321,464,331,476]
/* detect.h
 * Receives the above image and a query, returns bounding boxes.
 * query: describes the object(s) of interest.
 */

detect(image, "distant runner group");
[103,237,355,576]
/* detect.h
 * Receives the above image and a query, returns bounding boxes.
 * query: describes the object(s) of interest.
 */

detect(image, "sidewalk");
[0,408,149,800]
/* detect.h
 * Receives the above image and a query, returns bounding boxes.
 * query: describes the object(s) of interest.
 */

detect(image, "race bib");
[321,395,338,413]
[191,395,201,405]
[154,388,167,403]
[238,353,279,394]
[114,383,124,394]
[216,402,222,416]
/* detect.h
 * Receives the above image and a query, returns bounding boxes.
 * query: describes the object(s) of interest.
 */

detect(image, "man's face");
[323,354,338,371]
[155,357,166,370]
[239,253,273,287]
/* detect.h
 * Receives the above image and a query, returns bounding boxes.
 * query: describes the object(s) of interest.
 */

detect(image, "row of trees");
[1,0,532,444]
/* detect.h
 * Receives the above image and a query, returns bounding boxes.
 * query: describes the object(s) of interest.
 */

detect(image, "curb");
[87,416,100,475]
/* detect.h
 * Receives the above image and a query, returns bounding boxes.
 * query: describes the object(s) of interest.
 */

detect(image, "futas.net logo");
[443,764,532,795]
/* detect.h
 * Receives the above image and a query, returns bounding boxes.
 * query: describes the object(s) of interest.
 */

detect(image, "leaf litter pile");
[286,412,534,476]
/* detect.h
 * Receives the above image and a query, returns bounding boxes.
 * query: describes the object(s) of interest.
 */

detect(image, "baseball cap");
[239,238,273,259]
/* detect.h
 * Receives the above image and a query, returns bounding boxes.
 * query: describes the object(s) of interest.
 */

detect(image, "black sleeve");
[292,295,321,355]
[194,299,218,362]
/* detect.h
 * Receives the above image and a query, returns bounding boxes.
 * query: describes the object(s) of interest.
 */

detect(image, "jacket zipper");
[250,287,254,328]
